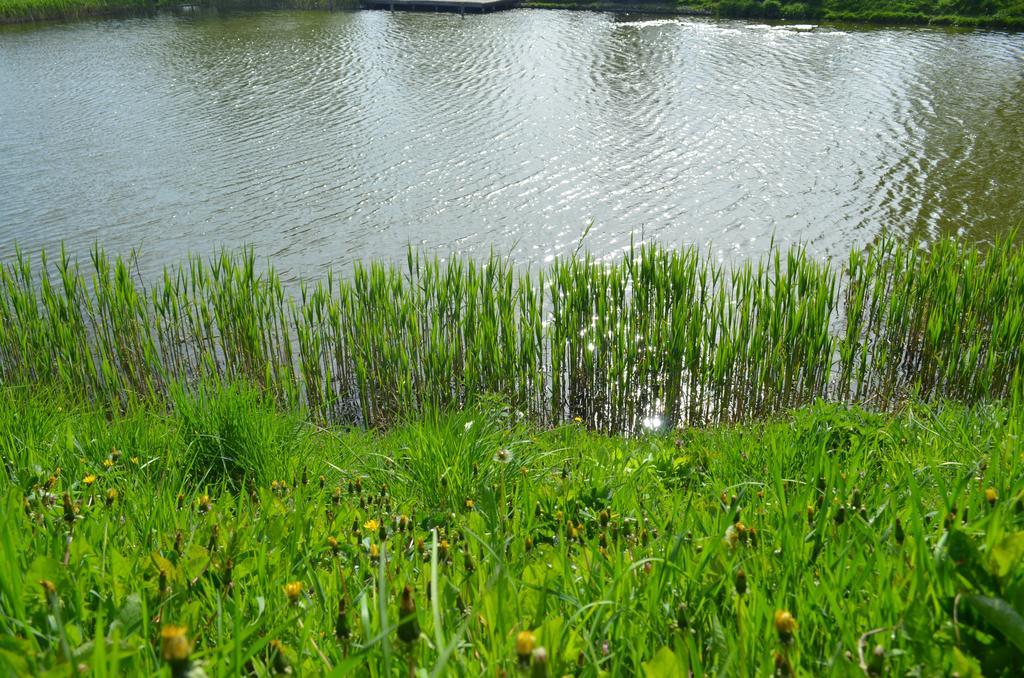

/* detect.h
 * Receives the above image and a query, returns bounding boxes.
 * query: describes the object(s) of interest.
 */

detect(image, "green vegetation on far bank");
[0,0,355,25]
[529,0,1024,29]
[2,0,1023,27]
[2,383,1024,675]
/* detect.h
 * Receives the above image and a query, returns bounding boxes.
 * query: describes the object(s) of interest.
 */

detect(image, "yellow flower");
[369,543,380,562]
[130,457,139,465]
[160,625,190,664]
[363,518,380,533]
[39,579,57,595]
[774,610,797,644]
[197,495,212,513]
[985,487,998,505]
[83,475,97,486]
[465,498,475,509]
[105,488,118,506]
[516,630,536,661]
[102,459,114,469]
[283,581,303,602]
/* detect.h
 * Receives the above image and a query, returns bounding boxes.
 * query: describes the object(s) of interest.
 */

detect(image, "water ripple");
[1,10,1023,279]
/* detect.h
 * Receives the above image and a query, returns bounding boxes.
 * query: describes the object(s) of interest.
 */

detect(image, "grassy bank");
[527,0,1024,29]
[1,384,1023,674]
[0,0,355,25]
[2,0,1023,27]
[2,237,1023,432]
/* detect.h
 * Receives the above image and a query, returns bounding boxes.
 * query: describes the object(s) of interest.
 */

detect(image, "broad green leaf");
[965,595,1024,653]
[990,532,1024,579]
[643,646,687,678]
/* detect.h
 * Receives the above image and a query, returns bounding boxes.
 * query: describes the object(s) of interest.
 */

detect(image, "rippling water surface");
[1,11,1022,277]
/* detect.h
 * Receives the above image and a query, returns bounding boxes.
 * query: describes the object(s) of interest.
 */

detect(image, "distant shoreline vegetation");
[1,0,1023,29]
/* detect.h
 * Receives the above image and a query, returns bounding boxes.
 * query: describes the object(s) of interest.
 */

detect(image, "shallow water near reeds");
[1,10,1023,279]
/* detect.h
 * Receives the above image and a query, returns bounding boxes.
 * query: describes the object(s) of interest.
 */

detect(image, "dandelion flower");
[197,494,212,514]
[516,630,536,666]
[83,474,97,486]
[363,518,380,533]
[465,498,475,510]
[283,581,303,603]
[986,487,998,506]
[160,625,191,667]
[102,459,114,469]
[774,610,797,644]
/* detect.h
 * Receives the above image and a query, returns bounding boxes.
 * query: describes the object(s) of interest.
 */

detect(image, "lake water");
[1,10,1022,279]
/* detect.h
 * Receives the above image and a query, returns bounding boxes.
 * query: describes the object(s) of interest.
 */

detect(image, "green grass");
[526,0,1024,29]
[1,383,1023,674]
[1,236,1023,433]
[0,0,355,24]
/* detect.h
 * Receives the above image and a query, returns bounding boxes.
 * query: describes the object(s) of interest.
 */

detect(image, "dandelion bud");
[208,524,219,552]
[62,493,75,525]
[105,488,118,506]
[867,644,885,675]
[39,579,57,596]
[378,522,388,542]
[369,543,380,563]
[525,536,534,552]
[807,505,815,525]
[516,630,536,667]
[223,559,233,590]
[319,475,326,489]
[894,518,905,545]
[735,569,747,595]
[439,539,450,562]
[398,585,420,644]
[197,494,212,514]
[773,650,793,677]
[464,547,475,574]
[599,509,610,528]
[675,603,688,630]
[774,610,797,644]
[173,531,183,555]
[530,647,549,678]
[159,569,168,596]
[834,505,846,526]
[985,487,998,506]
[354,478,362,495]
[335,599,350,640]
[269,639,290,675]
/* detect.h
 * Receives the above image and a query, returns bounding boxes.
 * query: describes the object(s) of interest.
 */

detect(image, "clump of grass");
[1,384,1023,674]
[0,237,1022,433]
[170,379,308,488]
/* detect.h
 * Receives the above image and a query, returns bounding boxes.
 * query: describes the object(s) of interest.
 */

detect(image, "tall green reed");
[1,236,1021,432]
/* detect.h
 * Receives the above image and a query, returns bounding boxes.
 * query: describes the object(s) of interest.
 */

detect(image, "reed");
[1,236,1021,431]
